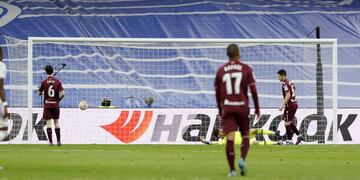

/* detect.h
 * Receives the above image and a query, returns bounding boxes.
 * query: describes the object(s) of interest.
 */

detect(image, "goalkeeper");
[200,128,279,145]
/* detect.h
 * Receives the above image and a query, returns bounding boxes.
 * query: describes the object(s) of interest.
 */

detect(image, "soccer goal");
[3,37,337,144]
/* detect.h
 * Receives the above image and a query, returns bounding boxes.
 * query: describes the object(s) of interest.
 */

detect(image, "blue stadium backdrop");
[0,0,359,108]
[0,0,359,144]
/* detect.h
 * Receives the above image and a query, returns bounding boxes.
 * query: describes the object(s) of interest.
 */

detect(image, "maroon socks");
[290,123,300,135]
[226,140,235,171]
[46,128,52,144]
[55,128,61,143]
[241,136,249,160]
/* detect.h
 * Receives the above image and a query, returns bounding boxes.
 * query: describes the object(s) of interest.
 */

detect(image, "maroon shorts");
[221,107,250,136]
[43,108,60,120]
[284,102,298,122]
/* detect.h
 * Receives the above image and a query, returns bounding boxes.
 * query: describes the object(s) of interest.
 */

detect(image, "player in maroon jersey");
[39,65,65,146]
[277,69,303,145]
[215,44,260,177]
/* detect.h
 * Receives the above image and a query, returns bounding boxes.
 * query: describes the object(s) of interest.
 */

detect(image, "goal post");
[332,41,338,144]
[6,37,338,144]
[27,39,33,144]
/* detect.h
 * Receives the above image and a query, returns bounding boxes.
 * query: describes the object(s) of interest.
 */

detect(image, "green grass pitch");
[0,144,359,180]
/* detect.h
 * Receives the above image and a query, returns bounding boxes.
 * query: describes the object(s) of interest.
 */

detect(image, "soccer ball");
[79,100,88,110]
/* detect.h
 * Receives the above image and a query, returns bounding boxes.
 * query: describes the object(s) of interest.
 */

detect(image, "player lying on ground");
[38,65,65,146]
[200,128,279,145]
[214,44,260,177]
[0,47,9,141]
[277,69,303,145]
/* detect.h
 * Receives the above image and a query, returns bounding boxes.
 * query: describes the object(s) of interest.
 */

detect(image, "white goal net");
[2,37,337,144]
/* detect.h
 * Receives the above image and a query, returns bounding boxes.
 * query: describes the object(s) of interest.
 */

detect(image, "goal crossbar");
[28,37,337,44]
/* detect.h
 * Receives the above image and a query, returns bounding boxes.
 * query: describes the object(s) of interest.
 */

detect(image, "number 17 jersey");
[215,60,256,111]
[39,76,64,108]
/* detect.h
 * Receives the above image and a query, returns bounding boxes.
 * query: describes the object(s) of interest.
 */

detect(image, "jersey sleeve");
[283,82,290,92]
[218,137,226,145]
[214,71,222,115]
[214,71,220,89]
[59,81,64,91]
[0,62,6,79]
[38,81,44,93]
[248,67,256,86]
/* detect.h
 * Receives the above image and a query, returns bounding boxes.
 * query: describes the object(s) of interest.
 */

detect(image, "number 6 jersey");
[39,76,64,108]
